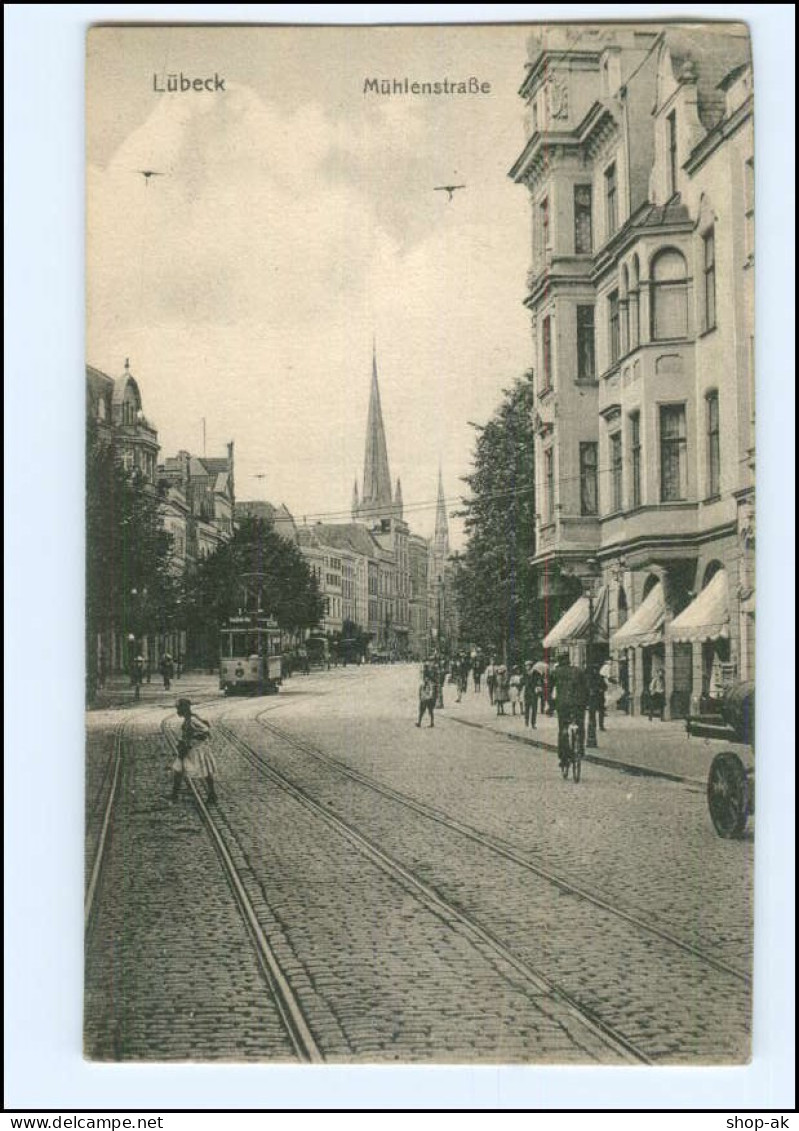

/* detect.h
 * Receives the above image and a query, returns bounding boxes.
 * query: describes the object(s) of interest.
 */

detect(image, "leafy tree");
[454,372,542,662]
[86,420,178,695]
[183,517,324,665]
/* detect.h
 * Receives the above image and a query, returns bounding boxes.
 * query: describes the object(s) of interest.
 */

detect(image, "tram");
[219,613,283,695]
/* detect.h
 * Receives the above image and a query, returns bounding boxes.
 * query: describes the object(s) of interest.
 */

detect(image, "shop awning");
[668,570,730,643]
[610,582,665,651]
[542,587,608,651]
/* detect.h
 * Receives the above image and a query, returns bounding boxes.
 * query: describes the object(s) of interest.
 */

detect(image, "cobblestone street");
[84,665,753,1064]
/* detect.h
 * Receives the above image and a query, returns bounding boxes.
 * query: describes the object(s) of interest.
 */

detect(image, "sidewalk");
[438,682,752,786]
[87,671,222,711]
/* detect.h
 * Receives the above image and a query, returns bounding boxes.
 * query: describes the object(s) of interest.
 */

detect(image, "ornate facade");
[510,25,754,716]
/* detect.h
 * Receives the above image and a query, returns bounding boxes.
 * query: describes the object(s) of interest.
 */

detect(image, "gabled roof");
[202,457,231,475]
[311,522,380,559]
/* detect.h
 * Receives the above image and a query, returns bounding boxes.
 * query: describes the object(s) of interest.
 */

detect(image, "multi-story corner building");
[87,361,165,673]
[87,359,160,486]
[510,25,753,717]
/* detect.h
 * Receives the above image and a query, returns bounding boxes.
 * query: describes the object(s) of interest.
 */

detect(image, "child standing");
[171,698,217,804]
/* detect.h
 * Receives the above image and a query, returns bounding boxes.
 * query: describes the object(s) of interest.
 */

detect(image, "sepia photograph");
[81,20,758,1068]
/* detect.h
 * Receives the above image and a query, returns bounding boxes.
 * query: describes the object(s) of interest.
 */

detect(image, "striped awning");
[542,587,608,651]
[610,582,665,651]
[668,570,730,644]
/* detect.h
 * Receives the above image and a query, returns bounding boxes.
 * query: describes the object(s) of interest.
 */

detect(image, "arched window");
[650,248,688,340]
[97,396,107,422]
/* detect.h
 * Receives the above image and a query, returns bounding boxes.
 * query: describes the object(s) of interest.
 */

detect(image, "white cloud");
[88,73,532,544]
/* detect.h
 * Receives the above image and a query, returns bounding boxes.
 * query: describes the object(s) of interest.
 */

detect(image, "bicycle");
[558,715,584,782]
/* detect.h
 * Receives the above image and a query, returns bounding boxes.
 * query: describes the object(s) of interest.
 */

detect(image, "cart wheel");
[707,752,749,838]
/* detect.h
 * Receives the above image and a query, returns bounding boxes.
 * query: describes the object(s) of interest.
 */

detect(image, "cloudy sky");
[87,25,535,545]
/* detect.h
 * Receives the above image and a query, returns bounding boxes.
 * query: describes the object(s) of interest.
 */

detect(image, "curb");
[446,715,707,788]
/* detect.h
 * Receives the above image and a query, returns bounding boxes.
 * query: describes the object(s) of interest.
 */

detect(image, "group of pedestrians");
[129,650,183,700]
[415,648,611,746]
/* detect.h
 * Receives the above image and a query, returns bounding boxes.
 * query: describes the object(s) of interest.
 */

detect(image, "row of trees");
[453,371,579,664]
[86,424,328,693]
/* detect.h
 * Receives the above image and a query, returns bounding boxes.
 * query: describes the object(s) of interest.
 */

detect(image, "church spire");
[358,342,393,521]
[434,464,450,559]
[394,477,403,519]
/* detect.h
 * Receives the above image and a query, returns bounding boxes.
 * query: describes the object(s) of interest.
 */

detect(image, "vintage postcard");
[85,22,755,1064]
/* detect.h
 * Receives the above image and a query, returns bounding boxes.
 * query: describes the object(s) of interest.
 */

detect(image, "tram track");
[212,716,649,1064]
[253,711,751,988]
[84,696,221,943]
[159,716,323,1063]
[84,720,126,936]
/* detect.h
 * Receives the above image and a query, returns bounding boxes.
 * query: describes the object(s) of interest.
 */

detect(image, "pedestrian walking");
[495,665,509,716]
[416,666,436,728]
[509,666,522,716]
[522,660,539,728]
[589,666,608,731]
[473,654,482,693]
[159,652,175,691]
[648,667,665,722]
[485,658,497,706]
[131,654,144,702]
[171,698,217,804]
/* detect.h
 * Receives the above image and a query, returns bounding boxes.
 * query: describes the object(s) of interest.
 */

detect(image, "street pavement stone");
[85,667,753,1064]
[84,722,298,1061]
[230,706,750,1063]
[210,747,613,1063]
[265,667,753,978]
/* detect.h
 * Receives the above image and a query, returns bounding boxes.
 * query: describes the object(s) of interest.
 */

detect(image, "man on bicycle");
[552,653,589,768]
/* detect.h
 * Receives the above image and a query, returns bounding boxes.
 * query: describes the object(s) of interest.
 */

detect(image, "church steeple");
[434,464,449,559]
[356,342,393,522]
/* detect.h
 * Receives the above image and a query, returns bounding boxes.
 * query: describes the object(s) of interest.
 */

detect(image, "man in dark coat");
[552,654,589,764]
[522,661,539,729]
